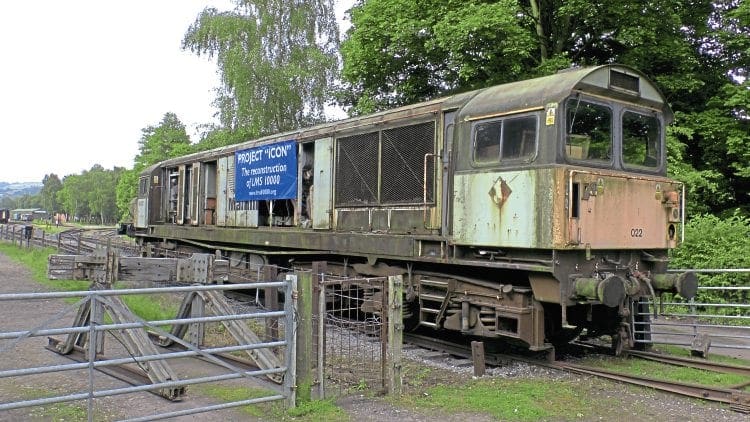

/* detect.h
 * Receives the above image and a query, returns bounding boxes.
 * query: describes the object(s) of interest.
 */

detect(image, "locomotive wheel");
[402,299,420,332]
[543,304,583,346]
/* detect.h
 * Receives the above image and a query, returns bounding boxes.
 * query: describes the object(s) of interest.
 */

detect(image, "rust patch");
[488,176,512,208]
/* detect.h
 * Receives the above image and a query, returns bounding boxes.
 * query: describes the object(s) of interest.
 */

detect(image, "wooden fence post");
[387,275,403,395]
[471,341,486,377]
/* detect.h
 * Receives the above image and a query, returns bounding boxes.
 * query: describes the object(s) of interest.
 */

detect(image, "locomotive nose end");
[574,275,627,307]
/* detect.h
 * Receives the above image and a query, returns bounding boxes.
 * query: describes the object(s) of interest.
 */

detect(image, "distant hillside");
[0,182,43,198]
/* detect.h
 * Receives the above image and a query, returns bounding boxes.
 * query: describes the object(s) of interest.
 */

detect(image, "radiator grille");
[381,122,435,203]
[335,121,436,207]
[611,70,639,93]
[335,132,379,206]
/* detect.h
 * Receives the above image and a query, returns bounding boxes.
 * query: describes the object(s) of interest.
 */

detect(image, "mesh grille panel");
[381,122,435,203]
[335,132,379,206]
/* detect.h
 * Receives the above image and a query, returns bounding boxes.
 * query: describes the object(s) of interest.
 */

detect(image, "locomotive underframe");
[136,224,674,351]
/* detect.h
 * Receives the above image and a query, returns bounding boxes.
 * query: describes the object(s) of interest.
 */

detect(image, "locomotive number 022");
[630,228,644,238]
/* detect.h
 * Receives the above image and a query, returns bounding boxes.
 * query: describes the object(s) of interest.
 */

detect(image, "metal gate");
[313,272,403,398]
[634,269,750,355]
[0,277,298,421]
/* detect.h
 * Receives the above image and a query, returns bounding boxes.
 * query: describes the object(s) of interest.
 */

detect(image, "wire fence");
[314,274,391,398]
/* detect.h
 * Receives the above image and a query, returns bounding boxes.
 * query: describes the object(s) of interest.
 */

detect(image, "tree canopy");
[133,112,192,170]
[341,0,749,215]
[55,165,123,225]
[183,0,340,139]
[40,173,62,214]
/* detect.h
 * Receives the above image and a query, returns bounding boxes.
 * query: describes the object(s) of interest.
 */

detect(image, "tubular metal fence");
[634,268,750,354]
[1,225,405,419]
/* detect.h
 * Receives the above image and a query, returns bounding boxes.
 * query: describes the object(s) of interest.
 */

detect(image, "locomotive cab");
[451,65,692,351]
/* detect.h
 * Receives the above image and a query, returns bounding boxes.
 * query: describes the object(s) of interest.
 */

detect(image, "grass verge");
[16,385,91,421]
[653,344,750,366]
[580,352,749,387]
[194,385,347,421]
[396,377,590,421]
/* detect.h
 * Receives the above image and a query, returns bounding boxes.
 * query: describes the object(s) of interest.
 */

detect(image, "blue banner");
[235,140,297,201]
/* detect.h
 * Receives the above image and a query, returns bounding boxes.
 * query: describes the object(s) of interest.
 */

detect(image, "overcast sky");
[0,1,351,184]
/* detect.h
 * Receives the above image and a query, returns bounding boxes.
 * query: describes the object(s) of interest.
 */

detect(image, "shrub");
[670,214,750,314]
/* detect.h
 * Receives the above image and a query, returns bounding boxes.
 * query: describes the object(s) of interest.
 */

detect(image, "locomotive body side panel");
[452,169,548,248]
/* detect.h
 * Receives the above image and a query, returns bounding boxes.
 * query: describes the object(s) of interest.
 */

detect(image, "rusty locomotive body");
[132,65,695,353]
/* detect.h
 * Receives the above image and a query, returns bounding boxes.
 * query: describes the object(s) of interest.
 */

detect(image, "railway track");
[56,227,139,256]
[405,332,750,413]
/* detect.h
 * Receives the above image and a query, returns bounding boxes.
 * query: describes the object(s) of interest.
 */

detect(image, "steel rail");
[549,360,750,413]
[625,350,750,377]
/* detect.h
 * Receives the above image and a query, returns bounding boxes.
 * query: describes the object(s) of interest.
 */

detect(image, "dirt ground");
[0,251,748,421]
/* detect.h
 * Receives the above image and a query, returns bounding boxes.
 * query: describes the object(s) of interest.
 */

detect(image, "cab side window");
[474,121,502,163]
[502,117,537,160]
[565,99,612,162]
[473,115,537,165]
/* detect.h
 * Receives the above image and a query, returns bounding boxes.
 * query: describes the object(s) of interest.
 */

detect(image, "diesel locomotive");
[131,65,696,353]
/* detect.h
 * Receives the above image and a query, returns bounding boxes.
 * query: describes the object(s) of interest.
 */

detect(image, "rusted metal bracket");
[49,249,184,401]
[154,288,284,384]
